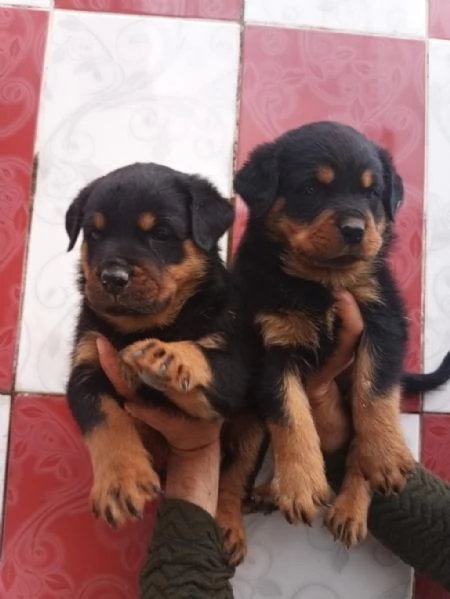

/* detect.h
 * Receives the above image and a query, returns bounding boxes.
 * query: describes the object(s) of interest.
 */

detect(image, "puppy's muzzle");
[338,216,366,246]
[100,260,131,294]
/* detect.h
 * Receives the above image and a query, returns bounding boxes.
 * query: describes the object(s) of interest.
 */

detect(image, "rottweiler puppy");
[65,162,252,529]
[218,121,450,553]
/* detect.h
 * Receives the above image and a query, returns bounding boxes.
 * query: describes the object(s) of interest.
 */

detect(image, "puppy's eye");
[304,181,318,196]
[88,230,102,241]
[151,226,172,241]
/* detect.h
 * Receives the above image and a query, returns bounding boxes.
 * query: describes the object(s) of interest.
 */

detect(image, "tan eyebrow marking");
[361,169,374,189]
[316,165,335,185]
[138,212,156,231]
[93,212,105,230]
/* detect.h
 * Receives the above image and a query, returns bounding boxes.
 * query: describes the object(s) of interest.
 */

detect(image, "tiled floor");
[0,1,450,598]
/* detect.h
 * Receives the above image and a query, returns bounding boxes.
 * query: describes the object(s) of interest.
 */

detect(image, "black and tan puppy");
[220,121,450,552]
[65,162,251,528]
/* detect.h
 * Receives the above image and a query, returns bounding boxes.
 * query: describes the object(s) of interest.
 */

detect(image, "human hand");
[305,292,364,452]
[96,336,223,452]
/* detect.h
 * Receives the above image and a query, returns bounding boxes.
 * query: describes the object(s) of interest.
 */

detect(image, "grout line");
[10,390,66,399]
[226,1,246,266]
[9,150,39,397]
[420,2,431,417]
[0,2,50,10]
[244,18,427,42]
[415,18,431,597]
[0,395,12,557]
[46,6,241,25]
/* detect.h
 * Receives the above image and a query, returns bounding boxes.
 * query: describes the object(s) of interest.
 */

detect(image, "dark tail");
[402,350,450,394]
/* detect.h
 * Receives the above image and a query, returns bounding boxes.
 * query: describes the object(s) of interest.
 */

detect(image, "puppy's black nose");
[339,217,365,245]
[100,262,130,293]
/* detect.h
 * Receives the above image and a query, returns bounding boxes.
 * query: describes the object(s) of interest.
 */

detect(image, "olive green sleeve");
[325,448,450,591]
[139,498,235,599]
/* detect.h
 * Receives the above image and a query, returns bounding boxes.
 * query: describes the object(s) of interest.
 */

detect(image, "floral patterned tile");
[16,11,240,394]
[0,8,48,392]
[233,512,413,599]
[234,26,425,408]
[429,0,450,40]
[421,414,450,482]
[415,575,450,599]
[0,395,156,597]
[244,0,426,37]
[55,0,242,20]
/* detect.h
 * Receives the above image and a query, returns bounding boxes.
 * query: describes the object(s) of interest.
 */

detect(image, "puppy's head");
[65,163,233,319]
[235,122,403,282]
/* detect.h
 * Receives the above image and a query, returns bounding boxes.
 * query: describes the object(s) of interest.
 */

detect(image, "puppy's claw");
[105,506,117,528]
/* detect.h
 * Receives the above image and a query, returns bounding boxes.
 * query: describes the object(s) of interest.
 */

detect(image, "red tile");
[232,28,425,410]
[0,9,48,393]
[422,414,450,482]
[0,395,156,598]
[415,575,450,599]
[429,0,450,40]
[55,0,242,20]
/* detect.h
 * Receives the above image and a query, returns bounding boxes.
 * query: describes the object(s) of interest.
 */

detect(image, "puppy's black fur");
[65,162,251,528]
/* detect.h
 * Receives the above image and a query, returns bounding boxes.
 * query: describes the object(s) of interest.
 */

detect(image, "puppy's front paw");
[325,493,369,548]
[121,339,193,392]
[91,447,161,527]
[272,464,331,526]
[354,436,415,494]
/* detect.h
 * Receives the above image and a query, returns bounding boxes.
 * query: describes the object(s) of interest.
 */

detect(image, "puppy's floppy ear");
[184,175,235,251]
[65,182,94,251]
[377,147,404,221]
[234,142,279,216]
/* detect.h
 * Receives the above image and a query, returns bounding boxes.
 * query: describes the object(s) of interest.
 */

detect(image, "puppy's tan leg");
[350,348,415,494]
[325,469,371,547]
[216,414,266,566]
[265,371,331,525]
[87,395,161,527]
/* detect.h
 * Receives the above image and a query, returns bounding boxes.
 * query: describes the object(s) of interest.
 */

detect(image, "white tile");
[0,395,11,527]
[424,39,450,413]
[234,514,412,599]
[400,413,420,461]
[17,11,240,394]
[244,0,426,37]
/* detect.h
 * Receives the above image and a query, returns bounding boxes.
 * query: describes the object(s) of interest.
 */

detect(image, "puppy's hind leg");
[217,414,267,566]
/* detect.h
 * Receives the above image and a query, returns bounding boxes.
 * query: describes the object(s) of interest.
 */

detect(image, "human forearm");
[164,440,221,517]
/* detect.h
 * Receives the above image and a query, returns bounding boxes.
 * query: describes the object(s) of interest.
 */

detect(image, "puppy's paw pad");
[121,340,192,392]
